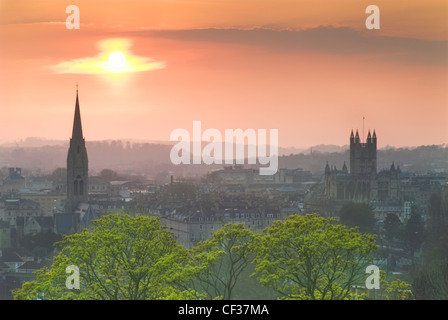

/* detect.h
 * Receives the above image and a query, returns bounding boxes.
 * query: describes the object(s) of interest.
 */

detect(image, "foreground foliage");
[14,213,414,300]
[13,214,201,300]
[254,214,378,300]
[190,223,259,299]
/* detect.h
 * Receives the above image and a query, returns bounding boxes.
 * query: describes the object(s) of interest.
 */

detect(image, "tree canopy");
[190,223,259,300]
[254,214,378,300]
[338,202,376,233]
[13,214,201,300]
[14,213,416,300]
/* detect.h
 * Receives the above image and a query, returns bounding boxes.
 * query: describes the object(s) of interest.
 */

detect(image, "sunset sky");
[0,0,447,149]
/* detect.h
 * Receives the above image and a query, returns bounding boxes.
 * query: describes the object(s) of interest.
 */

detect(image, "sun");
[108,51,127,72]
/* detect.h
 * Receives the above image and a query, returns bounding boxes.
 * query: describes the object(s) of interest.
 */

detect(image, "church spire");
[66,85,89,217]
[72,87,83,140]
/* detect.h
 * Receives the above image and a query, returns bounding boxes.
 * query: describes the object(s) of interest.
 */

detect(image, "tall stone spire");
[66,87,89,215]
[72,87,83,140]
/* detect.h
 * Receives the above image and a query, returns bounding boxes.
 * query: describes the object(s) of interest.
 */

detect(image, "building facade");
[0,168,26,193]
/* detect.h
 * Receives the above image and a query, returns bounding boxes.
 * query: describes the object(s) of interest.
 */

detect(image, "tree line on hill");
[0,141,447,179]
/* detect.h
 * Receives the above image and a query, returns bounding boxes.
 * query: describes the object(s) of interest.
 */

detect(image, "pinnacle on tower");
[342,161,348,173]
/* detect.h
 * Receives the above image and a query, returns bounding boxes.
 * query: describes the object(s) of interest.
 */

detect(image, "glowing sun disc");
[108,51,127,71]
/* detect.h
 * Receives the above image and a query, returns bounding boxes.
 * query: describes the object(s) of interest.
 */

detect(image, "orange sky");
[0,0,447,149]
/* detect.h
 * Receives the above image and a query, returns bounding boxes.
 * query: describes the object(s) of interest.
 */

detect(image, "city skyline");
[0,0,447,149]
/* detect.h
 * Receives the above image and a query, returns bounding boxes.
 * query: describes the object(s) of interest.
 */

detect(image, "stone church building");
[324,129,401,203]
[54,89,97,234]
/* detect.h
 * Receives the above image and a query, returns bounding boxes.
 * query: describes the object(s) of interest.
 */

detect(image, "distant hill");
[278,144,349,156]
[278,145,448,176]
[0,138,446,178]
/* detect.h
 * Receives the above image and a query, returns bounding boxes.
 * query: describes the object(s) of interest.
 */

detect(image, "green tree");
[164,182,197,199]
[385,279,413,300]
[338,202,376,234]
[20,230,62,258]
[405,210,424,267]
[13,214,202,300]
[384,213,401,244]
[412,259,448,299]
[425,193,448,251]
[99,169,119,181]
[380,271,414,300]
[46,167,67,185]
[190,223,259,300]
[254,214,378,300]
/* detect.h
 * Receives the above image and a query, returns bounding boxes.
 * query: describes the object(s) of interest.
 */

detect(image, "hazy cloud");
[131,26,448,66]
